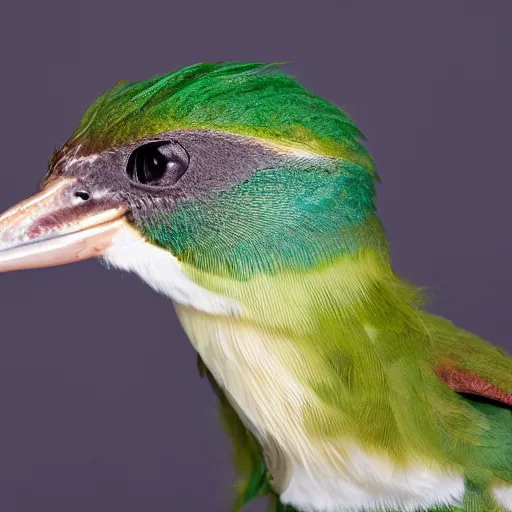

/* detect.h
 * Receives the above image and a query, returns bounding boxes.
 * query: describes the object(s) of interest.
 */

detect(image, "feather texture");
[70,62,374,170]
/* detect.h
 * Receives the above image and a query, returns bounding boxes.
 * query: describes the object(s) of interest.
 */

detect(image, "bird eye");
[126,141,189,186]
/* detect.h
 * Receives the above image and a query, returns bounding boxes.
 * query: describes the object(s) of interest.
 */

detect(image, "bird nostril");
[74,190,90,201]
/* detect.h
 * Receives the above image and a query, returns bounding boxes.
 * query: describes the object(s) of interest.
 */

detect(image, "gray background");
[0,1,511,511]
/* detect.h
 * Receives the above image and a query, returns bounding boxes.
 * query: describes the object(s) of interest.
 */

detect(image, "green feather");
[143,162,383,279]
[71,61,375,170]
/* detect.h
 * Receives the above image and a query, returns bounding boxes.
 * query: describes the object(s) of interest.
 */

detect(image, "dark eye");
[126,141,189,186]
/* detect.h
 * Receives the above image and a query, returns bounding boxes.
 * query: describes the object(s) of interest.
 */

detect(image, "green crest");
[72,61,375,172]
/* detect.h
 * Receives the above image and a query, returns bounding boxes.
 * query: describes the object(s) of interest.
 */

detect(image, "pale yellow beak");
[0,178,126,272]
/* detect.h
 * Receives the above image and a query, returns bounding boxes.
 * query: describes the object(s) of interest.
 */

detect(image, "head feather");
[72,61,375,175]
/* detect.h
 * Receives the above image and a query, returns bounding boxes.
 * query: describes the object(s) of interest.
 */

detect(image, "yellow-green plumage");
[184,247,512,512]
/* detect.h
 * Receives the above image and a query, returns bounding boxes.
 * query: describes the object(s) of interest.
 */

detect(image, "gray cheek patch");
[46,130,292,206]
[170,130,285,196]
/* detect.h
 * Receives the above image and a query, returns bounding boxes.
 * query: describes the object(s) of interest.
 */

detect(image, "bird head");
[0,62,388,322]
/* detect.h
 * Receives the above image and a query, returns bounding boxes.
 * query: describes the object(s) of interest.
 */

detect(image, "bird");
[0,61,510,512]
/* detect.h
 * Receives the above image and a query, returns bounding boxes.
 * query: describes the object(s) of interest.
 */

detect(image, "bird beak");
[0,178,126,272]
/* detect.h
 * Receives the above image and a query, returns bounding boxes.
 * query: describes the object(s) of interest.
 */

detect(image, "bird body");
[0,62,511,512]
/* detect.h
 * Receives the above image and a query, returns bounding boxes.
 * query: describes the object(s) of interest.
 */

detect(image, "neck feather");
[182,243,423,335]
